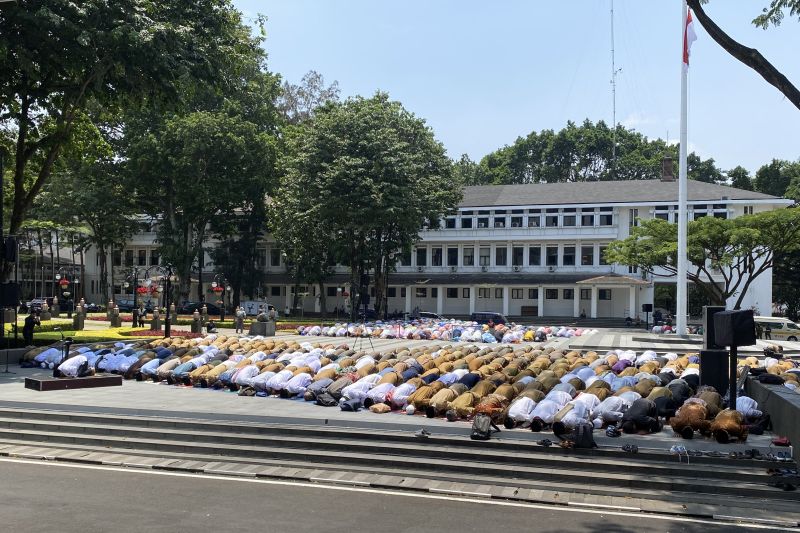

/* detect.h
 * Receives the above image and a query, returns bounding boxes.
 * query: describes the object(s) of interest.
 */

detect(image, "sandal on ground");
[537,439,553,448]
[622,444,638,453]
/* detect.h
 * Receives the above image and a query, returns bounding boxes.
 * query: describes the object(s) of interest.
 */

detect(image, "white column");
[314,288,321,313]
[469,286,476,314]
[436,286,444,315]
[573,287,581,318]
[502,286,509,316]
[629,286,637,319]
[590,286,598,319]
[676,0,690,334]
[404,286,412,314]
[537,286,544,317]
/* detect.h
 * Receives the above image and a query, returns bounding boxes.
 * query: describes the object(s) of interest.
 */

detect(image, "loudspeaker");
[702,305,726,350]
[4,236,16,262]
[0,282,20,307]
[641,303,653,313]
[699,349,729,394]
[713,309,757,347]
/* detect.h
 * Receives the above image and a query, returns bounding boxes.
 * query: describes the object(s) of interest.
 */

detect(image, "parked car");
[115,298,155,313]
[414,311,444,321]
[470,311,509,325]
[24,297,54,313]
[176,301,222,315]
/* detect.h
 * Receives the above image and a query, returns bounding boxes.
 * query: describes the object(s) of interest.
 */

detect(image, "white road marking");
[0,456,795,530]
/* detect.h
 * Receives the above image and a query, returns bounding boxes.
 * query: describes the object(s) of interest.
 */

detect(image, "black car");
[116,298,155,313]
[470,312,509,325]
[176,301,222,315]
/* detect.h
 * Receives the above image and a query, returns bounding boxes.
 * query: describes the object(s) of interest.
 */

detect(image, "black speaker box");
[713,309,757,347]
[702,305,726,350]
[0,282,20,307]
[699,349,730,394]
[641,303,653,313]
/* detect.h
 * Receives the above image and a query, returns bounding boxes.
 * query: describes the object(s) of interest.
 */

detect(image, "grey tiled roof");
[459,180,780,208]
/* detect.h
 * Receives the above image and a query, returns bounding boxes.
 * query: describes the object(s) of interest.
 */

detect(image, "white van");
[753,316,800,341]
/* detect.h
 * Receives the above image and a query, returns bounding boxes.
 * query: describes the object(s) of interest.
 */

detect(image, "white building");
[83,179,790,319]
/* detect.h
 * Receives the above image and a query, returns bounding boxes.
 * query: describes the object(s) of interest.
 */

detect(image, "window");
[563,289,574,300]
[545,289,558,299]
[599,246,609,265]
[462,288,470,298]
[580,289,591,300]
[256,248,266,267]
[271,286,281,297]
[528,215,541,228]
[463,247,474,266]
[512,246,524,266]
[461,217,473,229]
[599,213,613,226]
[479,247,490,266]
[545,215,559,227]
[399,251,411,266]
[478,288,490,299]
[744,206,754,215]
[495,247,507,266]
[327,287,337,297]
[494,288,503,299]
[581,246,595,266]
[431,288,438,298]
[713,211,728,219]
[150,250,160,266]
[511,289,524,299]
[493,217,506,228]
[387,287,397,298]
[415,287,427,298]
[510,216,523,228]
[124,249,134,267]
[581,213,595,226]
[655,212,669,221]
[270,248,281,267]
[562,246,576,266]
[112,249,122,267]
[599,289,612,300]
[629,209,639,227]
[431,247,443,267]
[628,265,639,274]
[477,217,489,228]
[416,247,427,266]
[446,287,458,298]
[401,287,406,298]
[528,246,541,266]
[445,218,456,229]
[447,247,459,266]
[563,214,576,227]
[528,288,539,300]
[546,246,558,266]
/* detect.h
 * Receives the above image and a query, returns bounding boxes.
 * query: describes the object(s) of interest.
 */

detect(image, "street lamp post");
[122,267,142,316]
[143,264,175,338]
[54,266,79,318]
[210,274,229,321]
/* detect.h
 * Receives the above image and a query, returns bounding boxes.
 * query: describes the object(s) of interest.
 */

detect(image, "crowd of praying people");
[295,320,599,343]
[21,334,799,447]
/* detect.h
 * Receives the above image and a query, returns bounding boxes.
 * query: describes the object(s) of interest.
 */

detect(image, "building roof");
[459,180,781,208]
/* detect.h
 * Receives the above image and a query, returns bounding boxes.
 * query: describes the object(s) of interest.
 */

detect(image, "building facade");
[81,179,790,319]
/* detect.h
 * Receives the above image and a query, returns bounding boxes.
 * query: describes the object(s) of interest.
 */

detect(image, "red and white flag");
[683,9,697,69]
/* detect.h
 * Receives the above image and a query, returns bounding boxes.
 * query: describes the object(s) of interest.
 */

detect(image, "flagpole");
[676,0,689,335]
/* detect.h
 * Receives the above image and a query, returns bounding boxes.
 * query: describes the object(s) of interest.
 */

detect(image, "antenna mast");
[610,0,621,178]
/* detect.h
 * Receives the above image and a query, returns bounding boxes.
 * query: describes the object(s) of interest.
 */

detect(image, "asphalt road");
[0,459,781,533]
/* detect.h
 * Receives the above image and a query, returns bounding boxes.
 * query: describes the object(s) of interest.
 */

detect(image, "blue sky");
[234,0,800,174]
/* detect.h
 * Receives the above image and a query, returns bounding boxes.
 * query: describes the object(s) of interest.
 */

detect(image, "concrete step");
[0,415,778,486]
[0,425,795,504]
[1,439,798,525]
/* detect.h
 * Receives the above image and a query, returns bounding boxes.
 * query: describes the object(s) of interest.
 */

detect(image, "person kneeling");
[54,355,94,378]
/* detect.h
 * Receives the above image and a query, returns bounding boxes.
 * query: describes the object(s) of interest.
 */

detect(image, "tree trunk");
[318,281,327,319]
[79,245,85,301]
[36,229,44,297]
[98,245,109,303]
[48,231,55,297]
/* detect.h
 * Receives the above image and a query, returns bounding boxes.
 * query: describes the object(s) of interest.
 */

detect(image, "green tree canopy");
[728,166,754,191]
[606,209,800,309]
[754,159,800,197]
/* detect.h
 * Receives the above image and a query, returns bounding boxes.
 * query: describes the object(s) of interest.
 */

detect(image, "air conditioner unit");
[481,266,489,272]
[450,266,458,272]
[513,266,521,272]
[548,266,556,272]
[477,223,486,228]
[417,266,425,273]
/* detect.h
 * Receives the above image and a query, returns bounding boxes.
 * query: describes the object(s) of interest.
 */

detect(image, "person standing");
[23,310,40,346]
[765,324,772,340]
[235,306,246,334]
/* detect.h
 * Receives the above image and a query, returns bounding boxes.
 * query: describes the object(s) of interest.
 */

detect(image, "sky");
[233,0,800,174]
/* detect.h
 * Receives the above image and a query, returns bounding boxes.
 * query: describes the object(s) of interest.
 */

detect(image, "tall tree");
[280,93,459,319]
[728,165,754,191]
[0,0,259,252]
[687,0,800,111]
[754,159,800,197]
[276,70,340,125]
[606,209,800,309]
